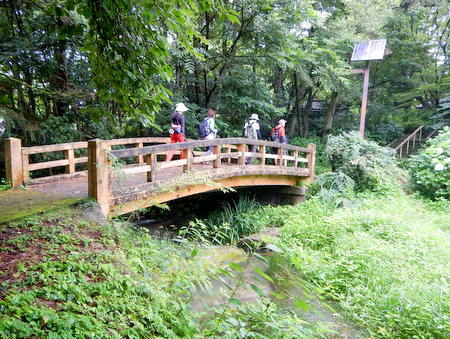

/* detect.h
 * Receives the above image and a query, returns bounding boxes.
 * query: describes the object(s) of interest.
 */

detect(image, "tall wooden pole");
[359,61,370,138]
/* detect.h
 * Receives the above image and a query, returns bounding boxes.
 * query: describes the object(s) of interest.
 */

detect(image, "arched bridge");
[4,137,316,217]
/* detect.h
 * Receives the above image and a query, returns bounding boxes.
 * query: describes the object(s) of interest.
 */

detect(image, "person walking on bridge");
[198,108,218,158]
[243,113,261,164]
[270,119,287,144]
[167,102,189,162]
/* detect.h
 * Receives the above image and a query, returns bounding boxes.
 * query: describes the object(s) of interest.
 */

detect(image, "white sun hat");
[175,102,189,112]
[279,119,287,125]
[250,113,259,120]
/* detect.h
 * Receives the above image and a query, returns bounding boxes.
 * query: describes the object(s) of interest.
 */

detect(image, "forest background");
[0,0,448,179]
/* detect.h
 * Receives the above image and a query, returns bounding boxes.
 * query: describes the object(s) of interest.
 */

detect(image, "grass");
[1,190,448,337]
[180,195,267,245]
[0,206,216,337]
[274,193,450,338]
[0,203,315,338]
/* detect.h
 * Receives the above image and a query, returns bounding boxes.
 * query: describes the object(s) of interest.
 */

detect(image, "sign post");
[351,39,387,138]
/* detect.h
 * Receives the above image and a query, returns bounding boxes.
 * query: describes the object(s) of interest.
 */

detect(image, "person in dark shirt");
[167,102,188,161]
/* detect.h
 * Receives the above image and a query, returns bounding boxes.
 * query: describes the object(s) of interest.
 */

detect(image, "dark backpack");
[198,118,210,138]
[270,127,280,142]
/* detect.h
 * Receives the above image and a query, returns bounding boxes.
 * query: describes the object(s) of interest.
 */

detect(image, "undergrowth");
[269,193,450,338]
[0,205,316,338]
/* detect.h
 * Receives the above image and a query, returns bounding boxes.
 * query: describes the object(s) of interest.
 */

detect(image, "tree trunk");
[52,39,69,116]
[301,88,315,138]
[323,91,338,135]
[194,65,200,105]
[273,65,282,102]
[287,71,306,137]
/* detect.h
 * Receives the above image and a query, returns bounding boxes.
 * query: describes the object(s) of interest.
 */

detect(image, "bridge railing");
[4,137,175,187]
[87,138,316,214]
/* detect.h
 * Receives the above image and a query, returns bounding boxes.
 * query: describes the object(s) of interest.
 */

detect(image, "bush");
[409,127,450,200]
[290,136,331,174]
[325,131,402,193]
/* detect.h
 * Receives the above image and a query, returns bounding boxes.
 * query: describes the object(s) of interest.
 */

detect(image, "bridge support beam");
[243,186,307,206]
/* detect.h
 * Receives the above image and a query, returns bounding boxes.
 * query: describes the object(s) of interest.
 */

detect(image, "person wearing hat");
[243,113,261,164]
[167,102,189,161]
[270,119,287,144]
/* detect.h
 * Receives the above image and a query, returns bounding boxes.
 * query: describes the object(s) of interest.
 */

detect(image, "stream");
[133,218,365,338]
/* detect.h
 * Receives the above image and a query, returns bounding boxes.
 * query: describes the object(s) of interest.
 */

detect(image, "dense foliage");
[0,0,448,152]
[325,131,403,192]
[409,127,450,200]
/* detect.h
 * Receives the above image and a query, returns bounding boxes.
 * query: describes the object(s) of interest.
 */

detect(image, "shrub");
[325,131,402,192]
[409,127,450,200]
[290,136,331,174]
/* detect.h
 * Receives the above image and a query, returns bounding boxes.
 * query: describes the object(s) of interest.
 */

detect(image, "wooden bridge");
[4,137,316,217]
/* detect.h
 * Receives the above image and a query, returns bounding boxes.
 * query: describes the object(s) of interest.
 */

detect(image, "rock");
[237,227,280,251]
[81,202,107,225]
[198,245,248,267]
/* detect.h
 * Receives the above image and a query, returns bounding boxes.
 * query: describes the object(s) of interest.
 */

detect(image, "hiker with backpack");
[270,119,287,144]
[243,114,261,164]
[198,108,218,157]
[166,102,189,162]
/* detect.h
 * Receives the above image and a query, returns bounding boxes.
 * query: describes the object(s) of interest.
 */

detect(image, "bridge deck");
[27,163,219,198]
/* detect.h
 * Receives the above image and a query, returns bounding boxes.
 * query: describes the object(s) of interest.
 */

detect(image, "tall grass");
[277,193,450,338]
[180,196,265,245]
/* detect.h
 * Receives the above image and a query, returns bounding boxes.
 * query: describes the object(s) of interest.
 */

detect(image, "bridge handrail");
[85,137,316,215]
[4,137,177,187]
[110,138,311,159]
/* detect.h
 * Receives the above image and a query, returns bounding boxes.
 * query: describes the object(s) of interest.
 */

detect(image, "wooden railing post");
[88,139,111,216]
[64,149,75,174]
[276,147,283,166]
[293,150,299,168]
[183,147,192,172]
[306,143,316,179]
[146,153,156,182]
[225,147,231,164]
[237,144,245,165]
[135,143,144,164]
[259,145,266,166]
[4,137,23,188]
[213,145,221,168]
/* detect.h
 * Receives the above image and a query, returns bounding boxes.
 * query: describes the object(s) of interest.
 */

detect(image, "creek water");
[134,218,365,338]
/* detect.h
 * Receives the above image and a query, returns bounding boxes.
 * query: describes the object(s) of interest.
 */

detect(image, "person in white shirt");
[203,108,218,156]
[243,114,261,164]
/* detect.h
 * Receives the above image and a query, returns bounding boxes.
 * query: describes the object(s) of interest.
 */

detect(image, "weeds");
[278,193,450,338]
[180,196,265,245]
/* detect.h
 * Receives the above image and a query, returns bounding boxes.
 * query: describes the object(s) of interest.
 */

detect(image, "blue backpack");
[198,118,210,138]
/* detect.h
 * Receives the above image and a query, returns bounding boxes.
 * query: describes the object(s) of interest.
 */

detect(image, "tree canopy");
[0,0,448,145]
